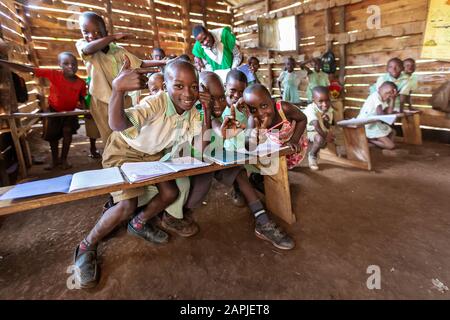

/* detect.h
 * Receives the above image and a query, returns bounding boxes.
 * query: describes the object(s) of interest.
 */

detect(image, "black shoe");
[249,173,265,194]
[255,220,295,250]
[73,245,99,289]
[127,220,169,244]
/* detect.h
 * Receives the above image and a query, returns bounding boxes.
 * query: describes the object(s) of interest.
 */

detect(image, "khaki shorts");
[84,116,101,139]
[102,131,164,203]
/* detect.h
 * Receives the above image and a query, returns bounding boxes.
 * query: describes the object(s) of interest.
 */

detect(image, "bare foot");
[61,161,73,170]
[44,163,59,171]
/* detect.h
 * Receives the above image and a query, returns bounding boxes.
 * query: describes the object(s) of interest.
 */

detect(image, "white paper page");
[163,156,211,172]
[0,174,72,201]
[69,167,125,192]
[120,161,175,183]
[204,149,253,166]
[338,114,397,127]
[236,139,288,157]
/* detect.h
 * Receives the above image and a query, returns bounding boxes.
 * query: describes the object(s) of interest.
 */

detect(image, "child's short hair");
[248,56,259,64]
[200,71,223,87]
[403,58,415,64]
[177,54,192,62]
[312,86,330,97]
[244,83,271,100]
[164,60,197,82]
[286,57,295,64]
[152,47,165,55]
[58,51,77,62]
[79,12,107,35]
[193,25,207,38]
[387,57,403,67]
[380,81,398,91]
[226,69,247,84]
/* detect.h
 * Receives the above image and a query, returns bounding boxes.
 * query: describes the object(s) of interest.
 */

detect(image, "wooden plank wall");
[1,0,232,108]
[0,0,41,119]
[232,0,450,129]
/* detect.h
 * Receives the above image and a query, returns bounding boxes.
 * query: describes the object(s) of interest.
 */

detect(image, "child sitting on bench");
[73,59,210,289]
[370,58,409,112]
[304,86,335,171]
[185,72,296,251]
[358,81,398,150]
[243,84,308,170]
[0,52,86,170]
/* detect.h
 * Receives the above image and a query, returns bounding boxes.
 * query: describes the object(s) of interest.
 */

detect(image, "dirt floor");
[0,127,449,300]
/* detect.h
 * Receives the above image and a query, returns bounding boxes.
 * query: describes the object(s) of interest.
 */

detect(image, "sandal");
[73,245,99,289]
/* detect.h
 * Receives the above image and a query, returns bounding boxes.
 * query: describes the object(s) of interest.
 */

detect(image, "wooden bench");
[320,110,422,171]
[0,110,92,180]
[0,151,297,225]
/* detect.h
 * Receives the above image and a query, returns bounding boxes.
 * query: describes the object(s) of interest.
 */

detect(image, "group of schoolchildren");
[0,11,419,288]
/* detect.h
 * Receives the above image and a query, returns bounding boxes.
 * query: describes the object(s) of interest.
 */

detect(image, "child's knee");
[62,126,72,136]
[314,134,325,146]
[159,185,179,203]
[116,199,137,220]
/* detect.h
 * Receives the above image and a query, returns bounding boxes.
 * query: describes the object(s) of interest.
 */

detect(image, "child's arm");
[0,59,34,73]
[196,84,213,152]
[281,101,307,151]
[141,59,168,68]
[277,79,283,95]
[81,33,131,55]
[109,56,151,131]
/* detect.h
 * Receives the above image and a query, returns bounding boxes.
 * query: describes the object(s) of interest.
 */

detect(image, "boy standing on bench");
[0,52,86,170]
[304,86,335,171]
[76,11,167,144]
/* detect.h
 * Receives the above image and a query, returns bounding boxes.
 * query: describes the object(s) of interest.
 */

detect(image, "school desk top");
[0,149,292,217]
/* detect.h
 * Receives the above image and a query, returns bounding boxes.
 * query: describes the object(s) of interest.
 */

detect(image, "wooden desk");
[0,151,297,225]
[320,111,422,171]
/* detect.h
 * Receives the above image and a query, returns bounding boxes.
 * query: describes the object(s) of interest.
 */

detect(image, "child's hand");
[221,104,244,138]
[285,141,300,153]
[321,114,330,122]
[114,33,133,40]
[279,120,296,141]
[235,97,248,115]
[199,84,212,119]
[112,55,151,92]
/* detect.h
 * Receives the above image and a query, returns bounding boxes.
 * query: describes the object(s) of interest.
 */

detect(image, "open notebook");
[121,156,211,183]
[0,167,125,201]
[205,141,289,166]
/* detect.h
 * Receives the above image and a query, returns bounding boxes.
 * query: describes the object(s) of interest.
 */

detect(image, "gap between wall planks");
[233,0,450,130]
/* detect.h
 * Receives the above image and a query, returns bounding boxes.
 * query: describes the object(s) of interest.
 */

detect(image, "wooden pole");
[148,0,160,49]
[338,6,346,86]
[180,0,191,54]
[324,8,332,52]
[201,0,207,27]
[105,0,114,35]
[265,0,272,95]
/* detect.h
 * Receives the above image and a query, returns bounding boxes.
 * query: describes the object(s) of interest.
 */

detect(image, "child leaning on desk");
[358,81,398,150]
[0,52,86,170]
[73,58,212,289]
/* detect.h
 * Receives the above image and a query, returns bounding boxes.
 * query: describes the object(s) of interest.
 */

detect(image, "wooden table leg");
[8,118,27,179]
[342,126,372,170]
[263,156,296,225]
[401,113,422,145]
